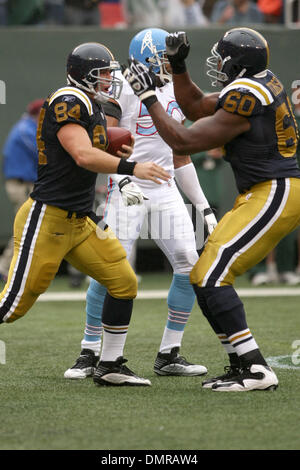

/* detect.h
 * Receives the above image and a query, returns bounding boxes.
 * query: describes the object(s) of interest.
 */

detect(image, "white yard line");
[37,288,300,302]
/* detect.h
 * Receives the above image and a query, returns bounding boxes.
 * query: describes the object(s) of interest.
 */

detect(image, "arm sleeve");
[174,162,210,211]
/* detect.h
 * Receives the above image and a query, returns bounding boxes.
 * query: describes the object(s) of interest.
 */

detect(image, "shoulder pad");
[49,86,93,116]
[218,85,267,117]
[220,78,274,106]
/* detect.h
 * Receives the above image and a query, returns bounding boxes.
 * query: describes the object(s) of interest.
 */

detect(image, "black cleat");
[154,347,207,376]
[64,349,99,379]
[93,356,151,386]
[202,365,240,389]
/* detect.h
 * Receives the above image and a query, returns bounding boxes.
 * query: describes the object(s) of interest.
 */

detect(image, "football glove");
[118,177,148,206]
[122,59,158,108]
[165,31,190,74]
[203,208,217,242]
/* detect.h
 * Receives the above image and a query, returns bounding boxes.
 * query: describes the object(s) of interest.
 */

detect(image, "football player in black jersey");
[123,28,300,391]
[0,42,170,386]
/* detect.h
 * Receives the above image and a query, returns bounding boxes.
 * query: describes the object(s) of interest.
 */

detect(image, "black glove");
[165,31,190,74]
[122,58,158,108]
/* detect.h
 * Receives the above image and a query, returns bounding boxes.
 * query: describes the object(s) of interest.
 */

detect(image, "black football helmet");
[67,42,122,103]
[207,28,269,87]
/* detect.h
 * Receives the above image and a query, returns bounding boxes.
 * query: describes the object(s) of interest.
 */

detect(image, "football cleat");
[93,356,151,386]
[154,347,207,376]
[211,364,278,392]
[64,349,99,379]
[202,365,240,389]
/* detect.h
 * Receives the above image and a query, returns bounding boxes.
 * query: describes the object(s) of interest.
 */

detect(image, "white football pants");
[102,178,199,274]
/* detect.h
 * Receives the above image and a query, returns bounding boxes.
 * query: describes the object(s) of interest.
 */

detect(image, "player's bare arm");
[172,73,219,121]
[173,153,191,168]
[58,122,125,173]
[140,103,250,155]
[173,122,191,168]
[165,32,219,121]
[123,59,249,154]
[58,122,170,183]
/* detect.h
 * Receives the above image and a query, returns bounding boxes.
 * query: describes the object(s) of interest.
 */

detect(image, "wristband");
[117,159,137,176]
[142,94,158,109]
[203,207,214,216]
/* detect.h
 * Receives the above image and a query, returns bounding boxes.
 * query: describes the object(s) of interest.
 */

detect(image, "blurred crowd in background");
[0,0,291,28]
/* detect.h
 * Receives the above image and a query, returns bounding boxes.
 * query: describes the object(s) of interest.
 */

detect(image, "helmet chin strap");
[236,68,247,79]
[147,53,172,86]
[67,74,110,103]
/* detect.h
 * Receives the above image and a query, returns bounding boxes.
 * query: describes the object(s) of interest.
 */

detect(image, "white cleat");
[212,364,278,392]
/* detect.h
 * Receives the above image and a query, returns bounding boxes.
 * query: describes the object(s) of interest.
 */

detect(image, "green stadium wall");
[0,26,299,246]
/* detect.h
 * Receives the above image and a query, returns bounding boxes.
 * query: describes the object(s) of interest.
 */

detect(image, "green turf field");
[0,274,300,450]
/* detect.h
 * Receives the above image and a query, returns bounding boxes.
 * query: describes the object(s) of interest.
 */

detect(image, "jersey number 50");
[136,101,181,136]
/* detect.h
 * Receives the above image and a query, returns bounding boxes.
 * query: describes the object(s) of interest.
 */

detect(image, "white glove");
[203,208,217,240]
[118,177,148,206]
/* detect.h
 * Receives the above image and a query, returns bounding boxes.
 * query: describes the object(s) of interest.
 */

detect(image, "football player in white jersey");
[64,29,217,380]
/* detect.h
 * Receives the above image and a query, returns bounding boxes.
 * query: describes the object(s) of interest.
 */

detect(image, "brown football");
[106,127,132,156]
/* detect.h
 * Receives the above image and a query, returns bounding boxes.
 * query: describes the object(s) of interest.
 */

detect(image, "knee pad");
[108,265,137,300]
[172,250,199,275]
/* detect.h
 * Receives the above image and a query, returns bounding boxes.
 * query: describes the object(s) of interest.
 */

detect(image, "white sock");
[100,325,128,362]
[159,327,184,353]
[217,333,236,355]
[80,339,101,356]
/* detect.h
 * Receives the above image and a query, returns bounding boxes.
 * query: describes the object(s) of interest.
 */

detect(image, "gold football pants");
[190,178,300,287]
[0,198,137,323]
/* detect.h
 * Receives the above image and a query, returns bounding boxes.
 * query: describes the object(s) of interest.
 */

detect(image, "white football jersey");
[110,71,185,189]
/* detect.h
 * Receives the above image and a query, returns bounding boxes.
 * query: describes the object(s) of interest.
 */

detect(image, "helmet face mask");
[67,43,123,104]
[206,43,229,87]
[206,28,269,88]
[81,61,122,103]
[129,28,172,85]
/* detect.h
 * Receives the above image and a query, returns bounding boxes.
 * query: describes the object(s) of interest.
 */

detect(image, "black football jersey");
[31,86,108,213]
[217,70,300,193]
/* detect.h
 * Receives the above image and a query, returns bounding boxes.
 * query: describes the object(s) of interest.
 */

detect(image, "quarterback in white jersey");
[64,28,217,380]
